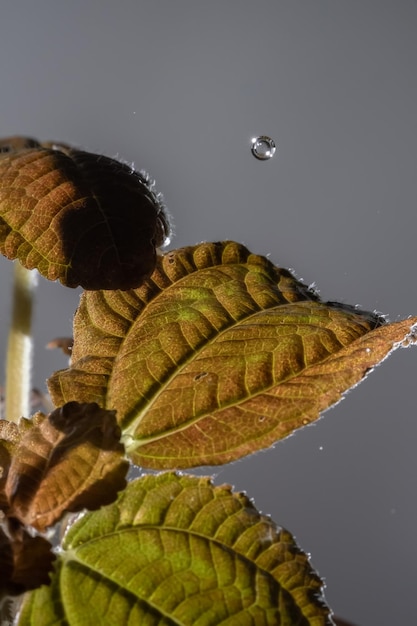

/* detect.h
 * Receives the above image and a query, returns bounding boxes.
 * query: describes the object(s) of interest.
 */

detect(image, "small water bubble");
[251,136,276,160]
[302,418,309,425]
[319,446,324,451]
[365,348,371,354]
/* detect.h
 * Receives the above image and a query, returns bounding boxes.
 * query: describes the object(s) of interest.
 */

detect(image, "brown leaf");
[48,242,417,468]
[0,137,41,152]
[0,421,19,510]
[4,402,128,530]
[0,523,55,594]
[46,336,73,356]
[0,135,171,289]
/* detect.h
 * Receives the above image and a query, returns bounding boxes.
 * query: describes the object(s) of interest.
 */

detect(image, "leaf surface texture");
[0,136,170,289]
[18,473,332,625]
[49,241,417,468]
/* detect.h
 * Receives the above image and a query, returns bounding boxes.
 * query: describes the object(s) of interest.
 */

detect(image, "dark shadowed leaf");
[1,402,128,531]
[18,473,332,625]
[0,598,14,626]
[0,524,55,595]
[48,241,417,469]
[0,136,170,289]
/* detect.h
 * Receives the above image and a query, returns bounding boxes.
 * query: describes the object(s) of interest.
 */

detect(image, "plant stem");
[5,262,37,422]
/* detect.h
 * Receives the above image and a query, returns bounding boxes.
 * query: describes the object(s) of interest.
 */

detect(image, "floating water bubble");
[251,136,276,160]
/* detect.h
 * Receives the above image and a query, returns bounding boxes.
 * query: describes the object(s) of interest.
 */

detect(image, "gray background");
[0,2,416,624]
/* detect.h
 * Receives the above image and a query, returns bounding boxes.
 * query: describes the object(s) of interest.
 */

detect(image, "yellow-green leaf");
[0,136,170,289]
[48,241,417,469]
[18,473,332,626]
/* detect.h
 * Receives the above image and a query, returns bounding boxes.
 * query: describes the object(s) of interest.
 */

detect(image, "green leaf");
[18,473,332,625]
[0,402,128,531]
[0,136,170,289]
[48,241,417,469]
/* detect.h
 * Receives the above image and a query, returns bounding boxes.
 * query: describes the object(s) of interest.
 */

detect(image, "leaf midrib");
[63,523,286,609]
[121,303,344,444]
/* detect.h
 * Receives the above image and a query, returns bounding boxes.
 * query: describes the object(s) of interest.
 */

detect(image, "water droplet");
[302,418,309,425]
[365,348,371,354]
[319,446,324,451]
[251,136,276,160]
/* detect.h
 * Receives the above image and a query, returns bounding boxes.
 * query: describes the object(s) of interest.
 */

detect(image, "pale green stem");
[5,262,37,422]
